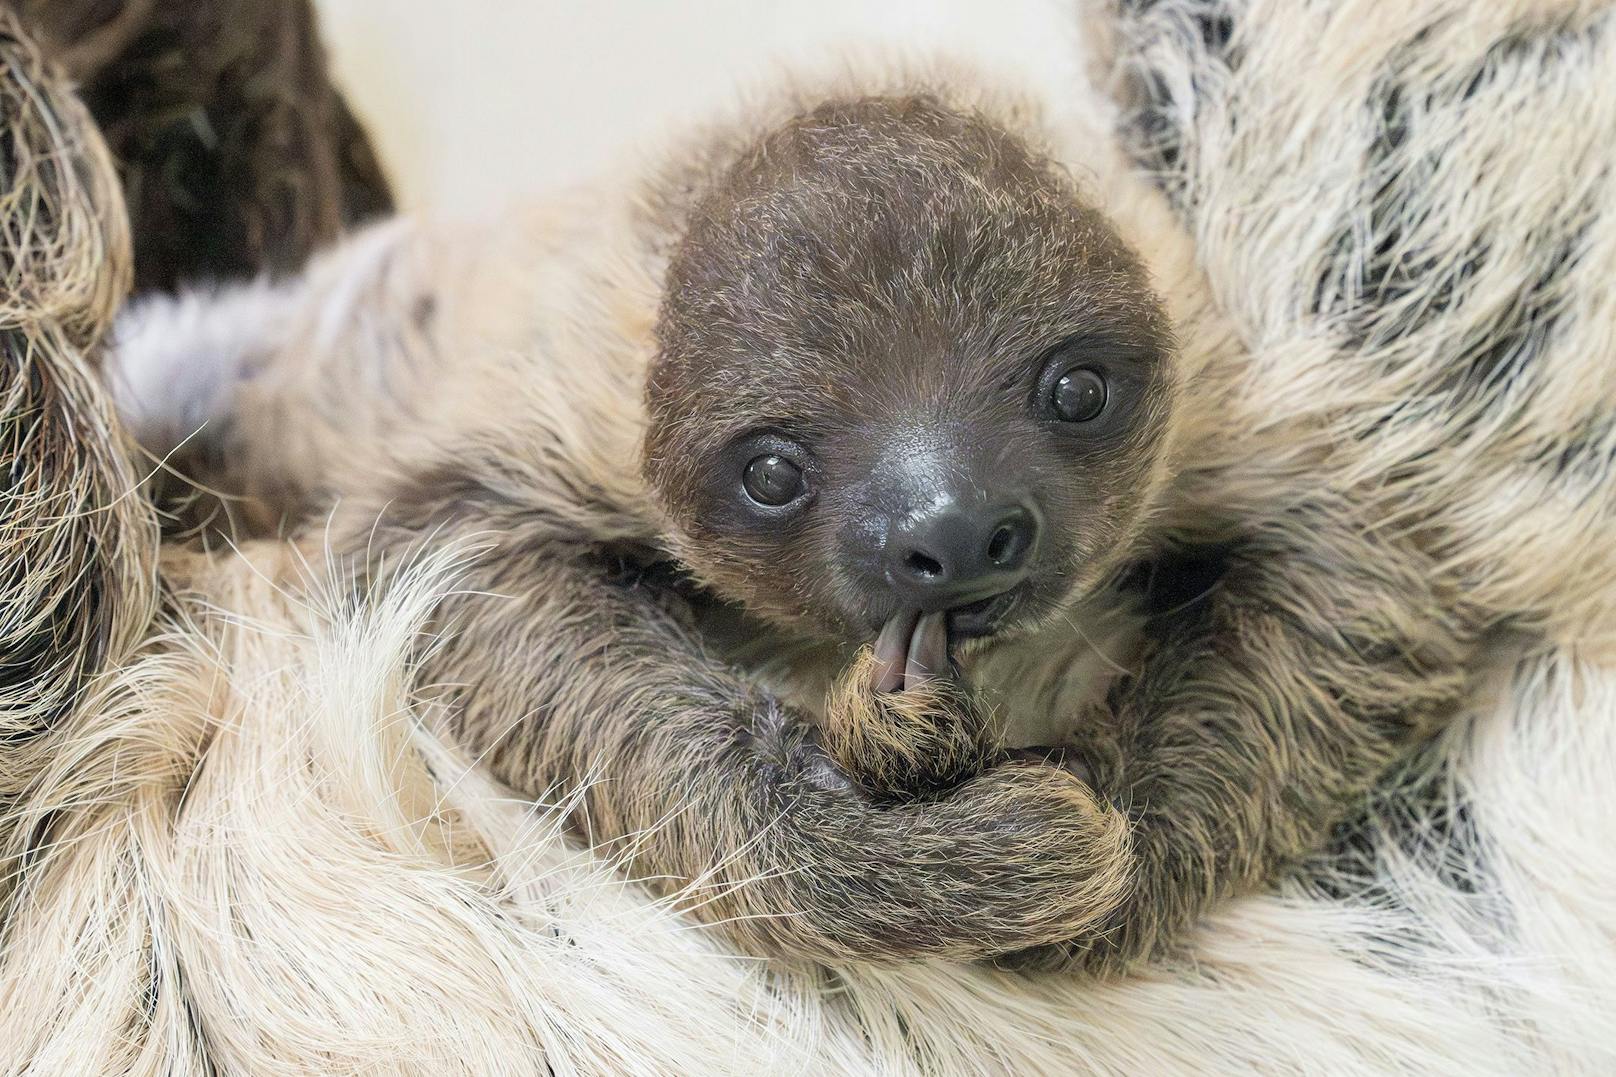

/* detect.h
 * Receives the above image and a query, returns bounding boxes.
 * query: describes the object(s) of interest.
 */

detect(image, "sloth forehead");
[670,95,1106,310]
[643,94,1175,492]
[654,96,1162,400]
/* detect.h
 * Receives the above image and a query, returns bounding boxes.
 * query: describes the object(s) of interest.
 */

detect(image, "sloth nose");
[885,500,1039,611]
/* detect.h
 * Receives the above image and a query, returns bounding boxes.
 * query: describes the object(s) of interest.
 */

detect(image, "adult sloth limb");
[0,8,152,761]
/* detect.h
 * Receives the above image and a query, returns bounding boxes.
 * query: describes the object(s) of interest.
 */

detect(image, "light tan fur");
[4,0,1615,1070]
[0,8,156,898]
[107,40,1489,972]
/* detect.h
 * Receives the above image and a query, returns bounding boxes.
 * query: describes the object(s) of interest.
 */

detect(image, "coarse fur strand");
[111,52,1485,973]
[0,7,157,900]
[97,6,1590,983]
[4,0,1614,1071]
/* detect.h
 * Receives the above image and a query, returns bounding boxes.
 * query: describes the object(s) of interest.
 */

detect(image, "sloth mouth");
[869,588,1022,693]
[947,588,1021,639]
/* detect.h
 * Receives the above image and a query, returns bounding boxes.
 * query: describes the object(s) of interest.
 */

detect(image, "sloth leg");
[392,514,1136,965]
[1009,504,1480,974]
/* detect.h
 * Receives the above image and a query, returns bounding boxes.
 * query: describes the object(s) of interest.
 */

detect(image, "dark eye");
[1050,366,1108,423]
[742,453,805,506]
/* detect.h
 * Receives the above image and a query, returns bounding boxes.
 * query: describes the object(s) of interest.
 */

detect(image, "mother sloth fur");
[117,64,1487,971]
[6,0,1616,1071]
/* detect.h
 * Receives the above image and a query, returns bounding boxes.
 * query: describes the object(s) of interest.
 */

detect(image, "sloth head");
[645,94,1176,655]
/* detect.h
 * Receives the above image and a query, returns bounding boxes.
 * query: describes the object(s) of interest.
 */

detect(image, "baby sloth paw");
[823,612,998,800]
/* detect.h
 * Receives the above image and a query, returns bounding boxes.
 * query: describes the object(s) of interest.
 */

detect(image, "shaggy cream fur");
[4,0,1616,1073]
[2,548,1610,1073]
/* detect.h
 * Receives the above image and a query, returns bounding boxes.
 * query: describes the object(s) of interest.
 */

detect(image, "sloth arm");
[110,216,1477,971]
[110,226,1137,965]
[357,475,1140,965]
[1018,503,1479,973]
[109,220,1141,964]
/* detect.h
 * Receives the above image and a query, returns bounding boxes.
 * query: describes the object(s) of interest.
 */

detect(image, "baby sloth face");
[646,94,1176,661]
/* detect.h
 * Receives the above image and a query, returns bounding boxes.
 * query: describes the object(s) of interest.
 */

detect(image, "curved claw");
[903,611,948,688]
[871,610,918,694]
[871,610,952,694]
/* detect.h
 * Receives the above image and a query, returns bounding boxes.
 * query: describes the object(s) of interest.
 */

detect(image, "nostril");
[904,549,945,580]
[986,513,1034,569]
[987,523,1018,565]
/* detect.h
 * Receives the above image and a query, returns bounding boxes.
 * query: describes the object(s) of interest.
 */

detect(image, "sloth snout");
[882,498,1040,612]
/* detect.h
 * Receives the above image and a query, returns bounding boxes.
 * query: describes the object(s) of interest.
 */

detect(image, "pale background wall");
[311,1,1086,214]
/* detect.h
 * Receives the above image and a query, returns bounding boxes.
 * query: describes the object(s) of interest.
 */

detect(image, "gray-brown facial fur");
[647,97,1175,650]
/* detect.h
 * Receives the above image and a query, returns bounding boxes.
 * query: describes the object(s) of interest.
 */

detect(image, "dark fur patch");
[20,0,392,292]
[1307,29,1597,413]
[1119,542,1232,623]
[1118,0,1237,54]
[1531,410,1616,484]
[1310,749,1509,970]
[1114,0,1244,206]
[1123,66,1187,192]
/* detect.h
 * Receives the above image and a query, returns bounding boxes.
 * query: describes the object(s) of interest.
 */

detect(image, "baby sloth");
[644,106,1174,799]
[114,78,1476,973]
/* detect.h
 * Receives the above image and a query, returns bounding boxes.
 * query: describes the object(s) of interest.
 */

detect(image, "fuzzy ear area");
[0,13,156,769]
[822,646,1003,800]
